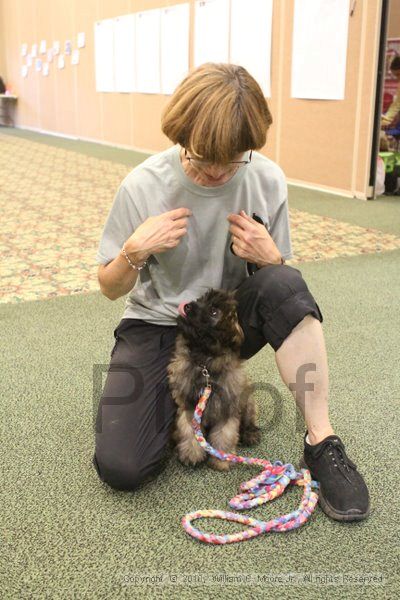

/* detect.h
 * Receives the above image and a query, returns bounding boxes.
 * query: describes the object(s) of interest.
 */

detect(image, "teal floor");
[1,128,399,599]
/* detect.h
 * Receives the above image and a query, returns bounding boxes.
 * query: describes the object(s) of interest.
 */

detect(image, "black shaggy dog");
[167,288,261,471]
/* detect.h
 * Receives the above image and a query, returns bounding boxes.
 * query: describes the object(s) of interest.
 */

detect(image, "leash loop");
[181,386,319,544]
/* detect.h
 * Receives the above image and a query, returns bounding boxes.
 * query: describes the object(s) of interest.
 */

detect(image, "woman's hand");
[227,210,282,267]
[388,113,400,129]
[125,207,192,263]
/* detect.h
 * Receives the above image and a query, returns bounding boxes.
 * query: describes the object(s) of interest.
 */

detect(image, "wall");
[388,0,400,37]
[0,0,6,79]
[1,0,383,199]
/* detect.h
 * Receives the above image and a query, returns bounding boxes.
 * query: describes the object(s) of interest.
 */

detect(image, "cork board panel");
[35,0,56,132]
[74,0,102,141]
[17,0,40,128]
[50,0,76,136]
[354,0,382,195]
[98,0,131,146]
[278,0,378,192]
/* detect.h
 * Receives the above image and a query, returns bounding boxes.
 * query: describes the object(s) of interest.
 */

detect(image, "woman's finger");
[240,210,254,222]
[229,223,243,237]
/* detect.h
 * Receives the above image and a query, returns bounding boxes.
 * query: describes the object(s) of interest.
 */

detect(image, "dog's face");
[176,288,244,354]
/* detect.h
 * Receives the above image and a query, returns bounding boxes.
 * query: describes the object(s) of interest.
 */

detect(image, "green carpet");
[1,128,399,599]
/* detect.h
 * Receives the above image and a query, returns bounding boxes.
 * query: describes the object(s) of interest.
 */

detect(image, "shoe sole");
[299,458,370,522]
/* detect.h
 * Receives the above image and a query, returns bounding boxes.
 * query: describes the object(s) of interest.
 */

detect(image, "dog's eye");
[210,306,218,317]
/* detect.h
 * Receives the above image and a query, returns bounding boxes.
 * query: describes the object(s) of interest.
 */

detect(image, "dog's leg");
[239,386,262,447]
[174,408,207,467]
[207,417,240,471]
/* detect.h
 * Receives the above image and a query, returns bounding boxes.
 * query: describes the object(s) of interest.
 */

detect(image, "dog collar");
[200,365,210,388]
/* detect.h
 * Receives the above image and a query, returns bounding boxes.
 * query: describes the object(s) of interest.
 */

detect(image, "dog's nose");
[184,303,194,315]
[178,301,190,317]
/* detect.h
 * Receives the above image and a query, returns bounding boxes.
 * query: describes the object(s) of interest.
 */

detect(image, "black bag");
[384,164,400,194]
[0,77,6,94]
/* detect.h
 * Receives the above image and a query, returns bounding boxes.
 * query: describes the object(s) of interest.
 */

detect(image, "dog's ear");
[226,289,238,304]
[217,288,236,299]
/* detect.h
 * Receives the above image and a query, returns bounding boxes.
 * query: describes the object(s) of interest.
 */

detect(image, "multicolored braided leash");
[181,368,320,545]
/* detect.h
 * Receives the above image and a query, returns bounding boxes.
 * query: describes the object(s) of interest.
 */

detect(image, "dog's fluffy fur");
[167,288,261,471]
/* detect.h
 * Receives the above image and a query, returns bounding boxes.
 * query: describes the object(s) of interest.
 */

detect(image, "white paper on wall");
[40,40,47,54]
[31,43,38,58]
[94,19,115,92]
[114,14,136,93]
[194,0,229,67]
[77,32,86,48]
[160,3,189,95]
[42,63,49,76]
[21,43,28,57]
[57,54,65,69]
[27,55,33,67]
[230,0,273,98]
[291,0,350,100]
[35,58,42,72]
[136,9,161,94]
[53,41,60,55]
[47,49,53,63]
[71,49,80,65]
[21,65,28,78]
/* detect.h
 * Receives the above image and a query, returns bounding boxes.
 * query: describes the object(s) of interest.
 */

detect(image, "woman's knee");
[92,451,166,491]
[251,264,309,299]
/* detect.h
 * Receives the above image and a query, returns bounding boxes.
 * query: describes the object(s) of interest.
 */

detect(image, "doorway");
[370,0,400,198]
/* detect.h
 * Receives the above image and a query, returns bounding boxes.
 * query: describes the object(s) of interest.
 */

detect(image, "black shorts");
[93,264,323,490]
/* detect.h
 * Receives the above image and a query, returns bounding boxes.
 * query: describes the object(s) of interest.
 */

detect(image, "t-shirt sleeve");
[268,175,294,260]
[95,184,139,265]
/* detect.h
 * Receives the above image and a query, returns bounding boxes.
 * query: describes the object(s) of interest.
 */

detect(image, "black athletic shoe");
[299,431,370,522]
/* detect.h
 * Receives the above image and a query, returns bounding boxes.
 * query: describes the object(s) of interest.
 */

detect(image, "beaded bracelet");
[121,244,148,271]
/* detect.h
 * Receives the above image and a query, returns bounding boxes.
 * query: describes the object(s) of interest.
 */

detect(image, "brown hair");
[161,63,273,164]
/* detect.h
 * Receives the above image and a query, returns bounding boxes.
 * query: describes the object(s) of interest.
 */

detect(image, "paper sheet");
[194,0,229,67]
[71,50,80,65]
[136,9,161,94]
[114,14,136,93]
[57,54,65,70]
[291,0,350,100]
[160,3,190,95]
[77,32,86,49]
[230,0,273,98]
[94,19,115,92]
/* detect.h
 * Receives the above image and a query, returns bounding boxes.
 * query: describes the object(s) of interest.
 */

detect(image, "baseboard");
[13,125,156,155]
[287,177,368,201]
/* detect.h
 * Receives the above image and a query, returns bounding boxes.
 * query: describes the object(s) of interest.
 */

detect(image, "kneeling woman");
[93,62,370,523]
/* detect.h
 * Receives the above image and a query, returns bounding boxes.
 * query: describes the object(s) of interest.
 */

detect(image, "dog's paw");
[208,456,231,472]
[177,441,207,467]
[239,425,262,447]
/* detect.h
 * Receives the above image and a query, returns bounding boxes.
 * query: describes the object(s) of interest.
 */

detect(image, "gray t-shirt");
[96,144,293,326]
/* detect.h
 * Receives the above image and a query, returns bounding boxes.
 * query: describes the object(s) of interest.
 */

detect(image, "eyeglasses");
[184,148,253,170]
